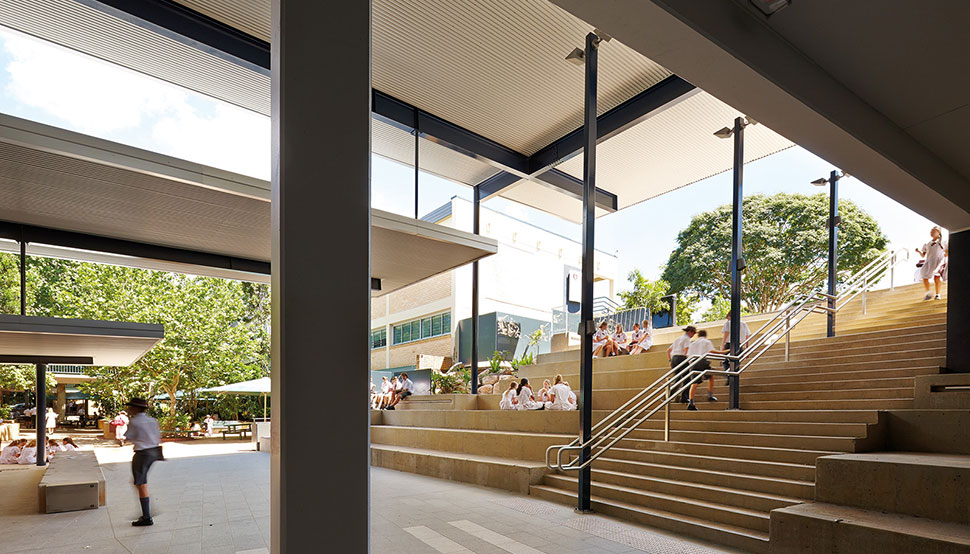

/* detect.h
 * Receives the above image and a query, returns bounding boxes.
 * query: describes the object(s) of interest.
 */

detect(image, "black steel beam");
[476,170,617,212]
[0,355,93,365]
[0,221,270,275]
[529,75,696,175]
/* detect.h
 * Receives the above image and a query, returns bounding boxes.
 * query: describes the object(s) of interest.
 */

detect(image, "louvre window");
[392,312,451,345]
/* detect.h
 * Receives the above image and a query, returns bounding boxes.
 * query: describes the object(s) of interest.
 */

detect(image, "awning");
[199,377,271,396]
[0,314,164,366]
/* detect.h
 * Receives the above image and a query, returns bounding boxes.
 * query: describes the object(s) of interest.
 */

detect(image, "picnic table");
[218,422,252,440]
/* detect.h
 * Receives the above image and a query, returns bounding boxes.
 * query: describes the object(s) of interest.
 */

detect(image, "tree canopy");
[618,270,698,325]
[661,193,887,313]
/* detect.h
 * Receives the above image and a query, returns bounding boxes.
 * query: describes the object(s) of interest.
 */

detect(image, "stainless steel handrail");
[545,249,907,472]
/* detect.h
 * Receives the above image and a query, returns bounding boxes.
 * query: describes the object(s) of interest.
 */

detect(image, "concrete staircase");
[370,283,960,553]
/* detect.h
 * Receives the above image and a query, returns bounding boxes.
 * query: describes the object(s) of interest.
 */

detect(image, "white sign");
[567,269,582,304]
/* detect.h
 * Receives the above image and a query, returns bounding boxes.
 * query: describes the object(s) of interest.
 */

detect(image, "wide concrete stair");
[371,284,960,553]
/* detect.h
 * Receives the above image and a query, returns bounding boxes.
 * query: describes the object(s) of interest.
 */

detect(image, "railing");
[552,296,630,336]
[546,248,907,472]
[49,364,89,375]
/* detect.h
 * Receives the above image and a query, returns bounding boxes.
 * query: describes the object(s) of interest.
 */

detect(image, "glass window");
[442,312,451,332]
[411,321,421,339]
[421,317,432,339]
[391,312,450,345]
[401,324,411,343]
[431,314,442,336]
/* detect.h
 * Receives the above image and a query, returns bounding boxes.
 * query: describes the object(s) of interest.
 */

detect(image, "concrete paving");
[0,441,744,553]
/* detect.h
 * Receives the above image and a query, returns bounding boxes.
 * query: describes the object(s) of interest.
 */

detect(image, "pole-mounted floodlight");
[750,0,792,16]
[811,170,845,337]
[714,117,757,139]
[564,30,611,66]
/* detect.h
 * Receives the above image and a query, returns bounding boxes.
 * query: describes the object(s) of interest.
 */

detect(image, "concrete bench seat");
[38,450,105,514]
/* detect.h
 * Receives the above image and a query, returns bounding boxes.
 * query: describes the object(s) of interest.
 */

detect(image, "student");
[0,439,23,464]
[628,322,648,355]
[61,437,79,451]
[613,323,629,355]
[45,407,57,434]
[545,375,573,411]
[125,398,162,527]
[916,226,948,300]
[516,378,544,410]
[47,438,60,457]
[203,414,215,437]
[375,376,390,409]
[721,314,751,377]
[189,421,202,437]
[685,330,725,410]
[563,381,577,409]
[113,411,129,446]
[593,321,614,358]
[18,440,37,465]
[536,379,552,403]
[668,326,697,399]
[387,373,415,410]
[499,381,519,410]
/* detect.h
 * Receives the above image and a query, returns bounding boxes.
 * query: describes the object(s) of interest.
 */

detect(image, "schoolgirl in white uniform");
[545,375,574,411]
[536,379,552,403]
[499,381,519,410]
[629,321,653,355]
[593,321,614,357]
[916,226,948,300]
[18,440,37,465]
[613,324,629,355]
[516,378,544,410]
[61,438,79,451]
[0,440,23,464]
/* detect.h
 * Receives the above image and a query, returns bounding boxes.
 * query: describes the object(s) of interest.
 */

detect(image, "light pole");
[714,116,755,410]
[811,170,844,337]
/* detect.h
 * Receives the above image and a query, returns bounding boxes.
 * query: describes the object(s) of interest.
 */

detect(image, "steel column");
[728,117,744,411]
[826,171,840,337]
[471,186,480,395]
[19,239,26,316]
[35,363,46,466]
[577,32,599,514]
[414,125,420,219]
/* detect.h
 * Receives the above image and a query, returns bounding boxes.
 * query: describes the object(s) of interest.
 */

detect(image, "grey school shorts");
[132,446,163,485]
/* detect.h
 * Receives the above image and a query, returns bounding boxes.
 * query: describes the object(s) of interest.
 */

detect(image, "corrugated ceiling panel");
[174,0,270,42]
[0,141,271,260]
[373,0,672,155]
[498,179,610,224]
[554,92,794,210]
[372,119,499,186]
[0,0,270,115]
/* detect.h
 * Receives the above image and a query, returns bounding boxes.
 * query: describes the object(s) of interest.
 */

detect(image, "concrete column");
[946,230,968,373]
[271,1,371,552]
[56,383,66,419]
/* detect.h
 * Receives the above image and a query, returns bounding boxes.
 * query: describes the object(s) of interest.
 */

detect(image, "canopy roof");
[199,377,270,396]
[0,0,792,224]
[0,314,163,366]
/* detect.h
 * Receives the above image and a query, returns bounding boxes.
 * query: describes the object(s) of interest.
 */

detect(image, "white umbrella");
[199,377,271,419]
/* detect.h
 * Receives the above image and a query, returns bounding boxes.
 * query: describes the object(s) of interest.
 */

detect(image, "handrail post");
[785,313,791,362]
[890,254,895,291]
[862,275,867,314]
[664,384,670,441]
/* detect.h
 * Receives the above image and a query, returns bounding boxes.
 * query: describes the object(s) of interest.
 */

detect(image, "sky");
[0,26,940,294]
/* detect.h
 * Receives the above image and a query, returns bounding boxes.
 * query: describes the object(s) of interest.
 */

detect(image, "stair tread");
[606,446,821,469]
[585,467,806,504]
[595,456,815,487]
[779,502,970,542]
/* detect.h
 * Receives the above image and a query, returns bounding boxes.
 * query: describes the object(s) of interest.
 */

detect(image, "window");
[370,329,387,349]
[392,311,451,345]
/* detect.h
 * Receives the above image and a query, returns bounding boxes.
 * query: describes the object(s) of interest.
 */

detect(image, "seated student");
[499,381,519,410]
[516,378,544,410]
[545,375,574,411]
[374,376,390,409]
[613,324,630,355]
[61,437,79,451]
[383,376,400,410]
[536,379,552,404]
[563,381,578,410]
[387,373,415,410]
[189,421,203,437]
[684,330,725,410]
[0,439,23,464]
[628,322,649,355]
[18,440,38,465]
[47,438,60,457]
[592,321,615,358]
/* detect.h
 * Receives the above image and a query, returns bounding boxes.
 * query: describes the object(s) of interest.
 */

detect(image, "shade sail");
[199,377,271,396]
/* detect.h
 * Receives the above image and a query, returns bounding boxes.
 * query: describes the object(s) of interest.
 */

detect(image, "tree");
[661,193,887,313]
[617,270,698,324]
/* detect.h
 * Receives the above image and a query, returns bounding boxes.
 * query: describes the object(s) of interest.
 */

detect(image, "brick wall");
[373,335,452,369]
[372,297,386,319]
[388,272,451,314]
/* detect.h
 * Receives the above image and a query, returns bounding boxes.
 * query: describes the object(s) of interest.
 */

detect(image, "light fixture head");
[744,116,758,126]
[713,127,734,139]
[750,0,792,16]
[593,29,613,42]
[565,47,585,66]
[810,177,828,186]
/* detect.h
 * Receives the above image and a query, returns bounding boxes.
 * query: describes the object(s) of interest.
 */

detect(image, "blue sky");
[0,26,937,292]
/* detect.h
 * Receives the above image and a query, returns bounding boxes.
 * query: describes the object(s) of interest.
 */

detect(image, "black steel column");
[19,239,26,316]
[414,125,420,219]
[826,171,840,337]
[35,363,46,466]
[945,230,969,372]
[471,185,480,394]
[728,117,744,411]
[577,31,599,513]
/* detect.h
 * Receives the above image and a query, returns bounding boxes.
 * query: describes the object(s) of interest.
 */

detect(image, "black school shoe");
[131,516,154,527]
[686,400,697,411]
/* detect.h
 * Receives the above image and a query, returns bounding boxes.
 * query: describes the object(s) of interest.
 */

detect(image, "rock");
[482,374,499,386]
[478,384,493,394]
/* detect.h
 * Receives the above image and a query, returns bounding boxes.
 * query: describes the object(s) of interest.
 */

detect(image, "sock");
[140,496,151,519]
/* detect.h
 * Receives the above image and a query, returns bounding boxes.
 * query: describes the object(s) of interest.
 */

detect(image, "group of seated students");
[0,437,78,464]
[500,374,577,411]
[593,319,653,358]
[371,373,414,410]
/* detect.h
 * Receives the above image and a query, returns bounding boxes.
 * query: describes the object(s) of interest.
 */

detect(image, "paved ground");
[1,441,743,554]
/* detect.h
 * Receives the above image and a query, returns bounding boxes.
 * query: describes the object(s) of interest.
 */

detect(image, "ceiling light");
[713,127,733,139]
[565,47,585,66]
[810,178,828,186]
[750,0,792,16]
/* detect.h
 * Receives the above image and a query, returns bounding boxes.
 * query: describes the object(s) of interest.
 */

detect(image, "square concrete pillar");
[56,383,66,419]
[271,1,371,552]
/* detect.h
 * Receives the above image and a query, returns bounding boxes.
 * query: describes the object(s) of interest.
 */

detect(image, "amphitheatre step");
[369,444,547,494]
[530,484,770,553]
[756,339,946,362]
[600,447,819,481]
[744,347,945,370]
[732,376,916,393]
[743,355,945,375]
[726,386,915,402]
[542,473,772,532]
[769,502,970,554]
[815,452,970,524]
[627,418,871,437]
[738,365,940,384]
[600,438,833,468]
[669,397,914,411]
[377,409,577,434]
[592,456,815,500]
[614,428,865,452]
[657,409,881,424]
[369,425,571,461]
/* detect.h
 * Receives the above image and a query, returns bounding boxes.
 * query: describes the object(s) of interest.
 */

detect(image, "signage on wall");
[567,269,582,304]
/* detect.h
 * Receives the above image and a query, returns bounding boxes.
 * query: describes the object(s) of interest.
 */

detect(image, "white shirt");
[614,331,627,346]
[567,389,577,408]
[400,378,414,393]
[593,329,608,346]
[546,383,573,411]
[722,321,751,346]
[687,337,717,357]
[631,329,646,343]
[499,388,518,410]
[517,385,542,410]
[125,412,161,452]
[381,380,392,394]
[0,445,20,464]
[62,443,78,451]
[669,333,692,357]
[18,446,37,464]
[46,410,57,428]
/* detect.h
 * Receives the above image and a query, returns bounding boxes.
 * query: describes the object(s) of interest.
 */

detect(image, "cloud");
[0,28,270,180]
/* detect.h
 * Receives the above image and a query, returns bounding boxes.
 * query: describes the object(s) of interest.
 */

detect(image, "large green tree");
[661,193,887,313]
[618,270,699,325]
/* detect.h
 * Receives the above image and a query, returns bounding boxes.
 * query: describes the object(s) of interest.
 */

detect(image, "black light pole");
[35,363,46,466]
[576,30,603,514]
[19,238,26,316]
[471,185,480,394]
[813,171,841,337]
[414,126,420,219]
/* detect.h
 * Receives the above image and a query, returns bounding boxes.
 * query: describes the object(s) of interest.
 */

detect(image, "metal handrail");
[546,249,907,471]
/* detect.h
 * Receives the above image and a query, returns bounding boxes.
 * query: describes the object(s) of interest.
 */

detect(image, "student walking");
[125,398,162,527]
[916,226,948,300]
[721,313,750,379]
[668,326,696,402]
[685,330,725,410]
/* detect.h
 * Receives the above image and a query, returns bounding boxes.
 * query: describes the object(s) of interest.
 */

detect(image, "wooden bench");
[38,450,105,513]
[218,422,252,440]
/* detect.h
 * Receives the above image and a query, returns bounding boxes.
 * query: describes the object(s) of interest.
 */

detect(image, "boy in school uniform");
[668,326,696,401]
[685,330,726,411]
[125,398,163,527]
